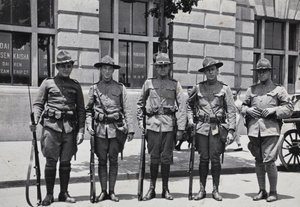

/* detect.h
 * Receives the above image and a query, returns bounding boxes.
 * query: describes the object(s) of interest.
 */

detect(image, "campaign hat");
[53,50,76,65]
[94,55,121,69]
[198,57,223,72]
[251,58,274,70]
[152,53,174,65]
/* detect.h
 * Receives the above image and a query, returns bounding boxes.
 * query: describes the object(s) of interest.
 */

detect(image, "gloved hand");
[127,132,134,142]
[176,130,184,141]
[138,122,145,133]
[87,126,95,136]
[77,132,84,145]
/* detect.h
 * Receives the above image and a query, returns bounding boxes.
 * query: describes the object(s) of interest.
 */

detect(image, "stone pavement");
[0,135,283,188]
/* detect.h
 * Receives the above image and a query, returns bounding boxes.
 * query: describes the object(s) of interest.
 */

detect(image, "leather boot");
[109,191,119,202]
[96,190,108,202]
[42,167,56,206]
[194,162,208,200]
[58,192,76,203]
[58,164,76,203]
[161,164,173,200]
[211,162,222,201]
[42,194,54,206]
[143,164,158,201]
[108,163,118,200]
[253,189,267,201]
[267,191,278,202]
[212,185,222,201]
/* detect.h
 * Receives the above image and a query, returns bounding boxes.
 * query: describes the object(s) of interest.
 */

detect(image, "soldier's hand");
[87,126,95,135]
[138,122,145,133]
[225,132,234,146]
[176,130,184,141]
[246,107,261,119]
[127,132,134,142]
[77,132,84,145]
[261,108,276,118]
[29,122,37,132]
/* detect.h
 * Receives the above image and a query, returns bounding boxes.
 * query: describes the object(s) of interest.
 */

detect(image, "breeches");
[41,127,75,164]
[195,131,223,163]
[147,130,175,165]
[95,137,119,166]
[248,135,279,163]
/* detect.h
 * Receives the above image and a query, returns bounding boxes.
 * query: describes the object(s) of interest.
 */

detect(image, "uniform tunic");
[241,82,293,162]
[136,76,186,164]
[33,75,85,160]
[85,79,134,138]
[187,81,236,162]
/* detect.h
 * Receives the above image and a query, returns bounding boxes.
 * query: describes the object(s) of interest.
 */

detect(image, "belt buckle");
[55,111,62,119]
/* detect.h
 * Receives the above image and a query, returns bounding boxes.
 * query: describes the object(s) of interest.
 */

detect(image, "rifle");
[137,127,146,201]
[188,124,196,200]
[25,85,42,207]
[137,89,148,201]
[90,76,96,203]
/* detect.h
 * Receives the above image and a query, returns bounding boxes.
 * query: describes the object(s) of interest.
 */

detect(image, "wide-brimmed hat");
[53,50,76,64]
[94,55,121,69]
[198,57,223,72]
[152,53,174,65]
[251,58,274,70]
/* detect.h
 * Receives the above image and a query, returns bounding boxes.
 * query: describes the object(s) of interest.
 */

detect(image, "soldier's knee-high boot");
[265,162,278,202]
[108,163,119,202]
[42,166,56,206]
[211,162,222,201]
[143,163,158,201]
[194,161,209,200]
[253,161,267,201]
[58,163,76,203]
[96,163,108,202]
[161,164,173,200]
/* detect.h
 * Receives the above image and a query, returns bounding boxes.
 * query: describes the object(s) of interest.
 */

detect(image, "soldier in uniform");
[241,58,293,202]
[187,57,236,201]
[85,55,134,202]
[29,50,85,206]
[136,53,186,201]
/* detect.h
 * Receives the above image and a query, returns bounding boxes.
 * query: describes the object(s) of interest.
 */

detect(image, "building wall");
[1,0,300,141]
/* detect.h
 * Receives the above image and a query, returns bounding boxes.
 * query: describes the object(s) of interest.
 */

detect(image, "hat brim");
[53,60,76,65]
[94,62,121,69]
[251,67,275,70]
[152,62,175,65]
[198,62,223,72]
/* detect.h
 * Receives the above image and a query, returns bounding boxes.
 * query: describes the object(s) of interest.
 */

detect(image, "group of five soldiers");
[30,50,293,206]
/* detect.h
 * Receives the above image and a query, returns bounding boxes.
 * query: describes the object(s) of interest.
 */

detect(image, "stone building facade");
[0,0,299,140]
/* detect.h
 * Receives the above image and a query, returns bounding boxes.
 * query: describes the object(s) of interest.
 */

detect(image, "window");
[38,35,55,85]
[0,0,55,86]
[119,41,147,88]
[119,1,147,35]
[265,21,284,50]
[0,0,31,26]
[0,32,31,85]
[100,0,113,33]
[38,0,54,28]
[254,19,299,91]
[99,0,161,88]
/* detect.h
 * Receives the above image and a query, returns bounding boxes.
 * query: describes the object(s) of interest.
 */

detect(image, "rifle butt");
[137,133,146,201]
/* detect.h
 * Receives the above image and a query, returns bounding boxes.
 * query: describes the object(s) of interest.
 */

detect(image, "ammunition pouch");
[195,114,225,124]
[146,108,176,116]
[43,109,75,120]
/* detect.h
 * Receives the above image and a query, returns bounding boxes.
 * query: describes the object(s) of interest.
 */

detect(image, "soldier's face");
[156,64,170,77]
[204,65,218,81]
[57,62,73,77]
[257,69,271,82]
[100,65,114,81]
